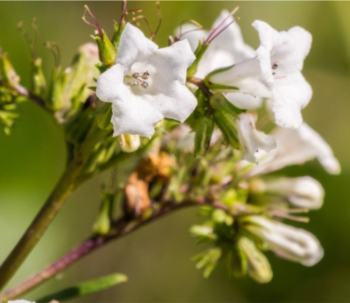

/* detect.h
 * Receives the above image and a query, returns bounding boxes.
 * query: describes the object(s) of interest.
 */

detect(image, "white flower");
[259,176,324,209]
[243,216,324,266]
[96,23,197,138]
[177,11,261,110]
[245,122,341,177]
[237,113,276,163]
[210,21,313,128]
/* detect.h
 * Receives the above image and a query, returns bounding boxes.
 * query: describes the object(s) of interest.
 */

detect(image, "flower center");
[125,71,151,89]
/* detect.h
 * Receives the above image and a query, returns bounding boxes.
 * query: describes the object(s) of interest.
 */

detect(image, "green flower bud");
[93,30,117,68]
[212,109,240,149]
[31,57,47,98]
[194,116,214,157]
[112,22,126,50]
[0,52,20,87]
[92,192,115,236]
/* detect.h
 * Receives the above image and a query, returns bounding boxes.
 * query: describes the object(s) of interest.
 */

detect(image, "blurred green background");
[1,1,350,302]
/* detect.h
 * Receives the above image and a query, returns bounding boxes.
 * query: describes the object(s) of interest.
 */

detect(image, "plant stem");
[0,80,47,110]
[0,122,105,291]
[0,199,227,301]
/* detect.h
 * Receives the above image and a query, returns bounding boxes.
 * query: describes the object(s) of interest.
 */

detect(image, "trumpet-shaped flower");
[245,122,341,177]
[243,216,323,266]
[237,113,276,163]
[177,11,262,109]
[210,21,313,128]
[96,23,197,138]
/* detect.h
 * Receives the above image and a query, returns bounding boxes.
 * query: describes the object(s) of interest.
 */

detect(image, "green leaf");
[36,273,128,303]
[187,41,210,78]
[212,110,240,149]
[194,116,214,157]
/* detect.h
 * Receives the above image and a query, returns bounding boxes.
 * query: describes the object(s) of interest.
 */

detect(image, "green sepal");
[187,41,210,78]
[93,30,117,68]
[36,273,128,303]
[46,66,67,111]
[212,110,240,149]
[0,52,20,87]
[194,116,214,157]
[92,191,115,236]
[210,93,244,117]
[238,237,273,283]
[31,58,47,98]
[94,102,113,131]
[193,248,222,278]
[112,22,126,50]
[204,64,234,83]
[231,240,248,278]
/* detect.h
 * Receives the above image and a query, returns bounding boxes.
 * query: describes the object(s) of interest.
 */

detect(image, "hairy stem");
[0,122,105,291]
[0,199,227,301]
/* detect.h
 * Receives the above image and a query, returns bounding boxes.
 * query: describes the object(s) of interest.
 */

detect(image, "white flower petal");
[116,23,158,67]
[96,64,125,103]
[225,92,263,110]
[175,24,207,52]
[237,113,276,163]
[244,216,324,266]
[111,90,163,138]
[245,122,341,176]
[272,72,313,129]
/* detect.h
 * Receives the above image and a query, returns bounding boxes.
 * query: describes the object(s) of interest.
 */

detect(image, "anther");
[132,72,139,78]
[272,63,278,70]
[132,82,139,86]
[141,82,148,89]
[141,71,150,79]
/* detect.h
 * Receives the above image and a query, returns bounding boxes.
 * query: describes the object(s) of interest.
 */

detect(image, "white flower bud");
[242,216,324,266]
[118,134,140,153]
[254,176,324,209]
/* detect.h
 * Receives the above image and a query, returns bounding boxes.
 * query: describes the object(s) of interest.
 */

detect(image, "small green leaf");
[212,110,240,149]
[36,273,127,303]
[194,116,214,157]
[210,93,244,117]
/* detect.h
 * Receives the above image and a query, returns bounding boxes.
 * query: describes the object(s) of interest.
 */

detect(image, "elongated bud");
[241,216,324,266]
[250,177,324,209]
[118,134,141,153]
[212,109,240,149]
[64,43,99,112]
[0,52,20,86]
[92,192,115,235]
[93,31,117,68]
[238,237,273,283]
[31,58,47,97]
[194,116,214,157]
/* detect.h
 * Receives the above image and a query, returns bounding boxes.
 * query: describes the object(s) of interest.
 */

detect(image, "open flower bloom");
[177,11,262,109]
[96,23,197,138]
[242,216,323,266]
[237,113,276,163]
[210,21,313,128]
[252,176,324,209]
[245,123,341,177]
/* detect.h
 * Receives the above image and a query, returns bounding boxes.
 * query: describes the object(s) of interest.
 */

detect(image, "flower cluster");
[0,3,341,299]
[94,8,340,282]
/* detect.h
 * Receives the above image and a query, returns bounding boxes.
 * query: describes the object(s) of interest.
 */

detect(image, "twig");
[0,199,227,301]
[0,80,46,109]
